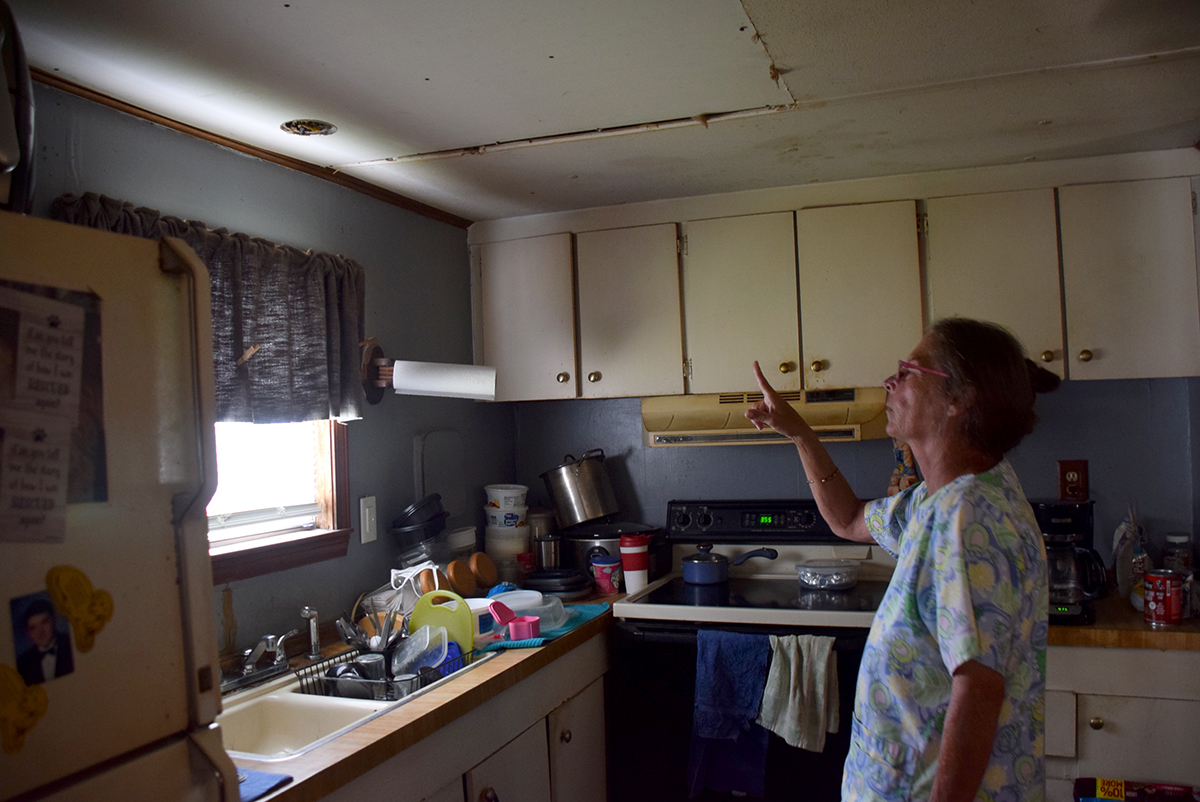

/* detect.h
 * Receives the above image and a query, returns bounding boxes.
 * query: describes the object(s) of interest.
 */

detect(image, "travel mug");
[591,554,622,594]
[619,533,652,594]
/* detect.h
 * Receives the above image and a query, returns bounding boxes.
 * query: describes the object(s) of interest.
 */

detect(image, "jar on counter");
[1164,532,1194,574]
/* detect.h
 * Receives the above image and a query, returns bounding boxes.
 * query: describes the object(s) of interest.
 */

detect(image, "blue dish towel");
[687,630,771,799]
[239,769,292,802]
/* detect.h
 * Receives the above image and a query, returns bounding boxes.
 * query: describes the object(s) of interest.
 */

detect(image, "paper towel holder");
[361,342,497,402]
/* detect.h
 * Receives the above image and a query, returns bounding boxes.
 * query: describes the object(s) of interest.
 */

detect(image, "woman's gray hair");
[926,318,1060,457]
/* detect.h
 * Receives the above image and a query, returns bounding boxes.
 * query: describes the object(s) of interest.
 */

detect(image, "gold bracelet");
[807,466,840,485]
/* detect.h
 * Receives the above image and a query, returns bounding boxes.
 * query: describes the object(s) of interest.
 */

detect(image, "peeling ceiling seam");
[332,44,1200,169]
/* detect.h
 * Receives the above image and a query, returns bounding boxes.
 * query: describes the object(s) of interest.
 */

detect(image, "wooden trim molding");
[210,528,352,585]
[316,420,350,531]
[32,68,472,230]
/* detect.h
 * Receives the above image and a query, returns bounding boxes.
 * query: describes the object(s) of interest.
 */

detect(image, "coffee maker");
[1029,499,1106,625]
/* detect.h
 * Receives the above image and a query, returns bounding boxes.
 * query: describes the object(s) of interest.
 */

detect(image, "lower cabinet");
[464,721,552,802]
[321,634,608,802]
[1045,646,1200,802]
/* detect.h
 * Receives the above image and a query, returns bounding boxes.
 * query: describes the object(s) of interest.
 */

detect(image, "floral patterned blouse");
[842,460,1049,801]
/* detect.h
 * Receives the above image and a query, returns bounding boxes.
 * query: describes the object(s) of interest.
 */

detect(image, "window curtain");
[52,192,365,423]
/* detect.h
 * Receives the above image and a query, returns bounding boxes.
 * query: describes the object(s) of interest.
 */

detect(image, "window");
[208,419,350,584]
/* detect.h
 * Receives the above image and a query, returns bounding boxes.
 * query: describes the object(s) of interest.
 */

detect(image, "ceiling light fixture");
[280,119,338,136]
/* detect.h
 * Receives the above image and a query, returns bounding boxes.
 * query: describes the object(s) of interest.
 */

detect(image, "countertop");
[231,601,613,802]
[1048,594,1200,650]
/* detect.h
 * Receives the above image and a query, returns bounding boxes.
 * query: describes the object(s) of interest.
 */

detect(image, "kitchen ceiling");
[10,0,1200,224]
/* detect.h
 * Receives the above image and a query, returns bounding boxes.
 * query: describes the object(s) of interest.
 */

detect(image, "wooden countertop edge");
[235,609,612,802]
[1048,595,1200,650]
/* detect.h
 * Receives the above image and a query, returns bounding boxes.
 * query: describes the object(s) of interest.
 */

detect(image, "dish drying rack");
[294,645,490,701]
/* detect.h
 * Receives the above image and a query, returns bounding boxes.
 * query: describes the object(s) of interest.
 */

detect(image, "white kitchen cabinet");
[1075,693,1200,784]
[1046,645,1200,791]
[547,678,606,802]
[1058,177,1200,380]
[796,200,923,389]
[479,233,576,401]
[464,721,552,802]
[681,212,801,394]
[925,189,1064,376]
[576,224,684,398]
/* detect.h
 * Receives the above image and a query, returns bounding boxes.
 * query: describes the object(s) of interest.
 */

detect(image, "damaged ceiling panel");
[741,0,1200,103]
[10,0,1200,221]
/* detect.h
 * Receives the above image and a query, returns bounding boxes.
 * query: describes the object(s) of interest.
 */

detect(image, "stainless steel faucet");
[220,629,299,694]
[301,606,322,660]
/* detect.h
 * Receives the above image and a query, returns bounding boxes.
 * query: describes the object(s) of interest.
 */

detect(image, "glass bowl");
[795,559,859,591]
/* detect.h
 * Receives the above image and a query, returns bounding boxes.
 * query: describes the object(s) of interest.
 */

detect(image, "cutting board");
[409,590,473,652]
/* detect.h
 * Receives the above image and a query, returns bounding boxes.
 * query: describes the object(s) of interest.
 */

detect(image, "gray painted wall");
[514,362,1196,569]
[31,85,518,653]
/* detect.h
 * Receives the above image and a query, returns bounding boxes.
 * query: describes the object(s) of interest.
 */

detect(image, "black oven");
[605,500,884,802]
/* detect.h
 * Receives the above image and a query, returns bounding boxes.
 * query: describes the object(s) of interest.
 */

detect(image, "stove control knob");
[676,513,692,529]
[697,513,713,528]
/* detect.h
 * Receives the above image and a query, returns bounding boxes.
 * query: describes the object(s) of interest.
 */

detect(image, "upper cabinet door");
[576,224,684,399]
[682,212,800,394]
[1059,178,1200,380]
[480,233,576,401]
[925,189,1064,377]
[797,201,923,389]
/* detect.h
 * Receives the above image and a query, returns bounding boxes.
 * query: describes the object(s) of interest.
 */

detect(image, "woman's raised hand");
[745,361,809,439]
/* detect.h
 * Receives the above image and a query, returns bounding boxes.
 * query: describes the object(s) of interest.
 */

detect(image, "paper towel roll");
[391,360,497,401]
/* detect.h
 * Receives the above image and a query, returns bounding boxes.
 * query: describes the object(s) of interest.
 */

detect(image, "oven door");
[606,617,867,802]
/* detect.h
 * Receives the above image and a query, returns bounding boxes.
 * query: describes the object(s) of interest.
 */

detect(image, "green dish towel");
[754,634,839,752]
[477,602,609,652]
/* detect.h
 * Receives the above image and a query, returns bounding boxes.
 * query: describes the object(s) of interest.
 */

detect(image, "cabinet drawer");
[1076,694,1200,786]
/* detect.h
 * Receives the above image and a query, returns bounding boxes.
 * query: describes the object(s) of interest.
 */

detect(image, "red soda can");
[1144,569,1185,627]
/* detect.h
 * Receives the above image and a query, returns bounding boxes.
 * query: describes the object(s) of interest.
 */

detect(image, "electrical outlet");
[360,496,377,544]
[1057,460,1088,501]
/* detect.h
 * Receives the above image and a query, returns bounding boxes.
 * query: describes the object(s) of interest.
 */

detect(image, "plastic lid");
[446,526,477,548]
[1166,532,1191,543]
[590,554,621,566]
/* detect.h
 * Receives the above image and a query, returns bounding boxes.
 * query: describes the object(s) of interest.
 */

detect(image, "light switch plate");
[360,496,377,543]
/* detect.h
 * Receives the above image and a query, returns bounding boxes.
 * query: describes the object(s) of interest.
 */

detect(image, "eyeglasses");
[895,360,949,380]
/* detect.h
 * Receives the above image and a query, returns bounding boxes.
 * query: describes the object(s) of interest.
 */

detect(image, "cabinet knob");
[560,729,572,744]
[587,371,602,383]
[1088,717,1104,730]
[1040,350,1054,363]
[480,789,499,802]
[778,362,794,374]
[810,360,827,372]
[1078,350,1093,363]
[556,372,570,383]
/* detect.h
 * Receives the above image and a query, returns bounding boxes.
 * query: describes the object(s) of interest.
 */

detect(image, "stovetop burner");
[644,575,889,611]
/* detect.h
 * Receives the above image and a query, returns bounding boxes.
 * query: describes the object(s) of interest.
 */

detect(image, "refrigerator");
[0,211,239,801]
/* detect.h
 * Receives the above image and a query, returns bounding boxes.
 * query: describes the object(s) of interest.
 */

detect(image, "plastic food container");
[796,559,860,591]
[485,525,529,557]
[484,505,528,527]
[485,484,528,509]
[443,526,478,562]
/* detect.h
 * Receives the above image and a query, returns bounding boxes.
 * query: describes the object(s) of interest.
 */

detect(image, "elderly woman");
[746,318,1058,802]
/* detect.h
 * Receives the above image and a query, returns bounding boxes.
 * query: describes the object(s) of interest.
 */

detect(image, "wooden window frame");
[209,420,351,584]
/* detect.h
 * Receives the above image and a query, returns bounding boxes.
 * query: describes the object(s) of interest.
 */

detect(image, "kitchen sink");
[217,649,499,761]
[218,684,388,759]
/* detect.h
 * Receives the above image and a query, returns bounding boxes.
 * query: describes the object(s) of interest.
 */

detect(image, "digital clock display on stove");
[746,512,785,527]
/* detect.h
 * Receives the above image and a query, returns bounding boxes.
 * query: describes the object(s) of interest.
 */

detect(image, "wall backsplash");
[515,377,1196,568]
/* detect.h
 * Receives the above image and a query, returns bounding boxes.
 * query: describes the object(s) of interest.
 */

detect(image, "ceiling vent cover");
[280,119,338,136]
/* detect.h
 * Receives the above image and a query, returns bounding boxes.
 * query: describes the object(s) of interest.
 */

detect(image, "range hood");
[641,387,888,447]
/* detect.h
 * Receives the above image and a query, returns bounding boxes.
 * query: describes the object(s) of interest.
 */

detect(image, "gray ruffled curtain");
[52,192,365,423]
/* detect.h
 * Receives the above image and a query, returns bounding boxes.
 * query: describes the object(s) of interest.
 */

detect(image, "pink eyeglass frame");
[897,359,949,379]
